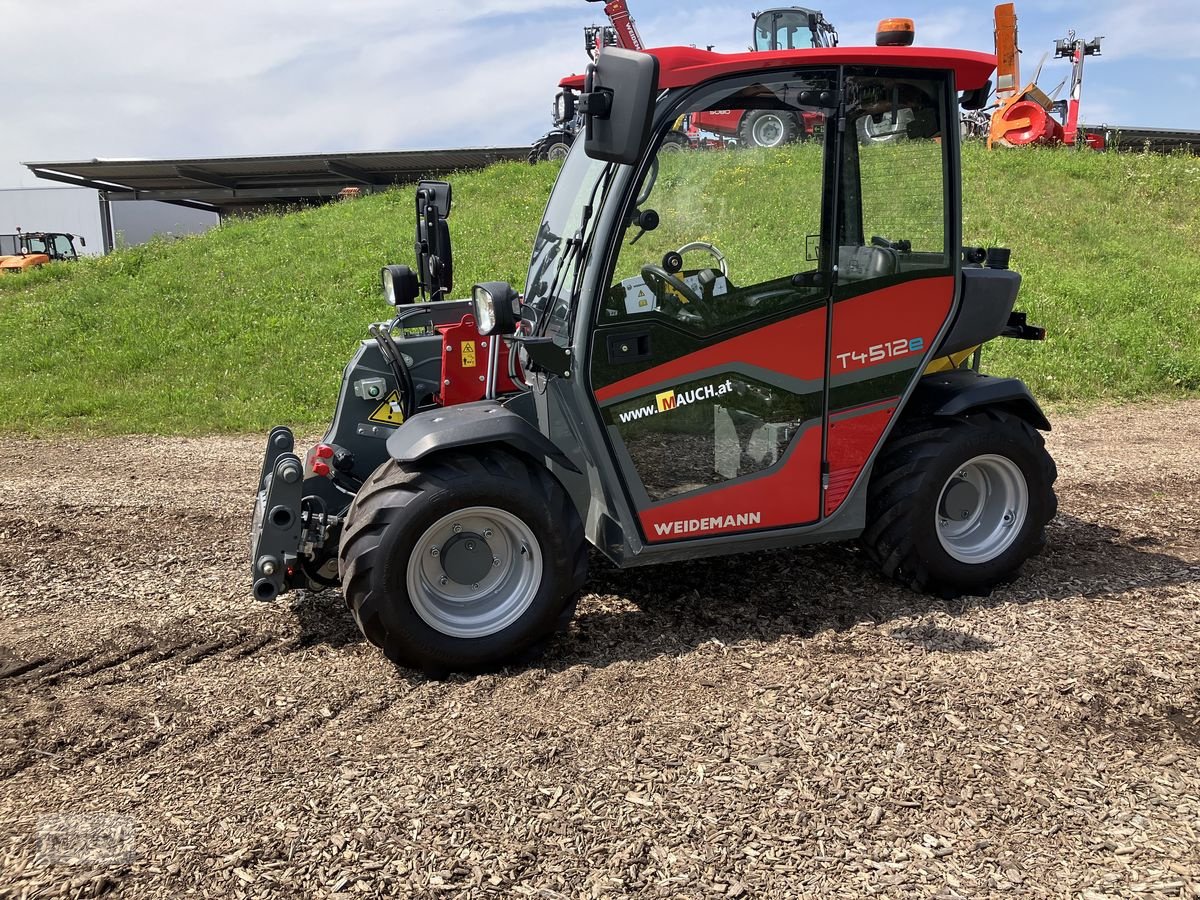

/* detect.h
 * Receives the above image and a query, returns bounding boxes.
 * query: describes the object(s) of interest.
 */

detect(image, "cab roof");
[560,45,997,92]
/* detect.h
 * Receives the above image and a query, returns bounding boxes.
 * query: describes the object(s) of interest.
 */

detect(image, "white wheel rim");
[407,506,542,638]
[546,142,571,161]
[751,114,786,147]
[935,455,1029,565]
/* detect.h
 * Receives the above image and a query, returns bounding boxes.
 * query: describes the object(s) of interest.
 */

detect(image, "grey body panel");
[936,268,1021,357]
[385,399,580,473]
[908,370,1051,431]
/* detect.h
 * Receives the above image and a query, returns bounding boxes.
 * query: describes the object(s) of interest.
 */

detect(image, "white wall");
[0,186,103,254]
[0,186,218,253]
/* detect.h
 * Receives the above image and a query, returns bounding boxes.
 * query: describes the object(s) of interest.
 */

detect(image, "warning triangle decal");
[367,390,406,426]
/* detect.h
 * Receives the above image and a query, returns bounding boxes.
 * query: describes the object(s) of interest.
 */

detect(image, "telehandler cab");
[252,35,1056,674]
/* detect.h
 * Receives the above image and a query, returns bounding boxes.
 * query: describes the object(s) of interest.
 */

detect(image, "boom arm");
[589,0,644,51]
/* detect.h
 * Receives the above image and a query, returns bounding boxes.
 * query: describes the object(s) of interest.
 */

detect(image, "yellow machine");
[0,230,85,273]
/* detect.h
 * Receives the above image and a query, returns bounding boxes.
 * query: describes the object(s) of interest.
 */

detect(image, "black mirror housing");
[415,181,453,300]
[583,48,659,166]
[960,79,992,111]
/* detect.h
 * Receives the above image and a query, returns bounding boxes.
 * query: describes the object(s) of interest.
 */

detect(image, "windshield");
[523,141,610,342]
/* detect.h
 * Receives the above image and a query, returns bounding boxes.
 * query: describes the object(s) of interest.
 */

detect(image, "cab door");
[822,70,959,517]
[588,70,837,544]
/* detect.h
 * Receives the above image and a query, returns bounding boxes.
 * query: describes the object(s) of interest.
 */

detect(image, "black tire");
[738,110,799,148]
[861,409,1058,598]
[528,130,576,164]
[338,448,587,675]
[659,130,690,152]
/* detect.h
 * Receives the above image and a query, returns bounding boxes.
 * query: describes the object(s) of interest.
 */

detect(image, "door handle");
[607,331,652,363]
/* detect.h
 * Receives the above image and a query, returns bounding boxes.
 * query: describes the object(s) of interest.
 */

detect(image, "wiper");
[565,164,619,338]
[536,163,617,338]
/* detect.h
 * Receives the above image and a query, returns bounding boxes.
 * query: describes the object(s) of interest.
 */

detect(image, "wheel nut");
[439,576,448,586]
[961,510,971,519]
[483,529,493,539]
[958,470,969,480]
[472,583,480,590]
[452,523,463,534]
[492,557,501,567]
[261,560,277,576]
[430,546,439,557]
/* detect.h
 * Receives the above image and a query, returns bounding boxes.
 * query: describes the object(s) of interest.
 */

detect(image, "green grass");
[0,145,1197,435]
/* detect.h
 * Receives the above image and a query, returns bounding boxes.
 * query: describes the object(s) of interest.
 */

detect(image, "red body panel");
[562,45,996,92]
[640,426,823,541]
[594,307,827,403]
[824,404,898,515]
[602,277,957,541]
[690,108,825,139]
[436,315,522,407]
[829,277,955,377]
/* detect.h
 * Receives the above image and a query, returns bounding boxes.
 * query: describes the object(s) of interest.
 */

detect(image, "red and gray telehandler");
[254,26,1056,675]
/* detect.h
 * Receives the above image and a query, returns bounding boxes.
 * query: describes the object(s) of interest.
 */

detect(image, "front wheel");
[862,409,1057,597]
[338,448,587,674]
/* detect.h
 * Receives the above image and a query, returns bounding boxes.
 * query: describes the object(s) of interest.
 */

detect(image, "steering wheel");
[640,264,716,318]
[674,241,728,276]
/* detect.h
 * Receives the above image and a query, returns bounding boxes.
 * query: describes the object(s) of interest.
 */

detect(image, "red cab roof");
[560,45,996,92]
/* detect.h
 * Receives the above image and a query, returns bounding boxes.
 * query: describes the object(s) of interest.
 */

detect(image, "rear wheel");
[739,110,798,148]
[659,130,690,152]
[861,409,1057,597]
[339,448,587,674]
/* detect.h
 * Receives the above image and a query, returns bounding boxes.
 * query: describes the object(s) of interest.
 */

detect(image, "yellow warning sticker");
[461,340,477,368]
[367,390,406,426]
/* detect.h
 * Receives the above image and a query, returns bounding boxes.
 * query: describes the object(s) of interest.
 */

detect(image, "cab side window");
[603,73,836,334]
[838,73,949,287]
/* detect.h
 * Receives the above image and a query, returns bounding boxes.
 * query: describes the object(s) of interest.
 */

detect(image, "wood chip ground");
[1,401,1198,898]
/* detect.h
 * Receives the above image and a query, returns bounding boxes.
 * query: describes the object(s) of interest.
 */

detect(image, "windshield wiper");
[536,163,618,339]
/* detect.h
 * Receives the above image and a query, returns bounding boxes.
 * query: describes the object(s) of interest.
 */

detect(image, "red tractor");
[530,4,841,161]
[688,8,839,148]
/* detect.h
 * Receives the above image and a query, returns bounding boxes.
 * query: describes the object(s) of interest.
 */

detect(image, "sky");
[2,0,1198,189]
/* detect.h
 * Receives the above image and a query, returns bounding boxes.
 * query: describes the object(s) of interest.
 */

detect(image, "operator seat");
[837,245,898,283]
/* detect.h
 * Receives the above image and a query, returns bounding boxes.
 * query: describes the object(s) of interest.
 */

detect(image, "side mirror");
[381,264,419,306]
[582,47,659,166]
[415,180,453,300]
[960,80,992,111]
[78,236,87,248]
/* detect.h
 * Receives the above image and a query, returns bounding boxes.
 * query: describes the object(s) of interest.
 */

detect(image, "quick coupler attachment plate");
[251,430,304,601]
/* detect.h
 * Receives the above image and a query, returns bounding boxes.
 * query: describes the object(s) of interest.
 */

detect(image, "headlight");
[381,265,418,306]
[471,282,518,336]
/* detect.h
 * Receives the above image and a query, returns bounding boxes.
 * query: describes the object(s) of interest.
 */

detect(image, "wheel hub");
[753,115,784,146]
[440,532,495,585]
[934,455,1029,565]
[408,507,543,638]
[940,479,980,522]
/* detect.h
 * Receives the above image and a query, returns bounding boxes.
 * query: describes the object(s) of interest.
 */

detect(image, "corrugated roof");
[24,148,530,212]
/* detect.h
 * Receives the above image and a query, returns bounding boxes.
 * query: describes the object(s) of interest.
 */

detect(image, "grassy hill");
[0,145,1197,435]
